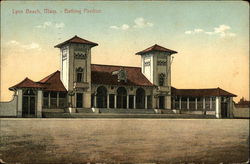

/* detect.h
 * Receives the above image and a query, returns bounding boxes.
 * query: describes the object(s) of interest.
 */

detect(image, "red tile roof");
[9,78,44,90]
[91,64,154,87]
[136,44,177,55]
[54,35,98,48]
[171,87,236,97]
[38,71,67,92]
[9,71,67,92]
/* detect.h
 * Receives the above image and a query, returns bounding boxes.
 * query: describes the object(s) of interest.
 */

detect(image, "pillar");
[203,97,206,115]
[127,95,129,109]
[17,89,23,117]
[107,94,109,108]
[37,90,42,118]
[145,95,147,109]
[94,94,97,108]
[83,92,91,108]
[195,98,198,110]
[133,95,136,109]
[210,97,212,110]
[114,94,117,108]
[179,97,182,109]
[215,96,221,118]
[187,97,189,110]
[203,97,206,109]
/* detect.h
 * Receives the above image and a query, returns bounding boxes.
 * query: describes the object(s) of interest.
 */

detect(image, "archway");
[96,86,107,108]
[117,87,127,108]
[22,89,36,117]
[136,88,145,109]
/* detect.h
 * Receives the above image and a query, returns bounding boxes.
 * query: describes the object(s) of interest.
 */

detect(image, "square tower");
[136,44,177,109]
[55,35,98,110]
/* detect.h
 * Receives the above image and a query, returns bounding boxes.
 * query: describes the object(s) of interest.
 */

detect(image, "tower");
[136,44,177,109]
[55,35,98,110]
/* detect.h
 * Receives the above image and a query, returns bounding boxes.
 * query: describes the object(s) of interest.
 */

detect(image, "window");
[76,67,84,82]
[50,92,57,108]
[159,73,165,86]
[43,92,49,108]
[59,92,67,108]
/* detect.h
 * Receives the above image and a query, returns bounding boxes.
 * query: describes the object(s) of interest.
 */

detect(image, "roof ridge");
[91,64,141,69]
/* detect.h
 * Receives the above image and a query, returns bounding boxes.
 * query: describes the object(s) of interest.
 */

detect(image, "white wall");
[0,95,17,117]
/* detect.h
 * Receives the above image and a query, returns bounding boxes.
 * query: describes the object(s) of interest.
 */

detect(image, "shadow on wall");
[0,95,17,117]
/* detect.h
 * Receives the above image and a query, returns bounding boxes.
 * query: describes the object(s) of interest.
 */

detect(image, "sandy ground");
[0,119,249,163]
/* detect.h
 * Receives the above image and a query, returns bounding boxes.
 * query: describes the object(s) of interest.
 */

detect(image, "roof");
[136,44,177,55]
[38,71,67,92]
[171,87,236,97]
[9,71,67,92]
[9,78,44,90]
[54,35,98,48]
[91,64,154,87]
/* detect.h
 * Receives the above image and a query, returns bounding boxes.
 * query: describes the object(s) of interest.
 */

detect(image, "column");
[133,95,136,109]
[94,94,97,108]
[56,92,59,108]
[203,97,206,109]
[114,94,117,108]
[210,97,212,110]
[179,97,182,109]
[48,92,51,108]
[145,95,147,109]
[195,98,198,110]
[17,89,23,117]
[37,90,42,118]
[203,97,206,115]
[126,95,129,109]
[187,97,189,110]
[215,96,221,118]
[107,94,109,108]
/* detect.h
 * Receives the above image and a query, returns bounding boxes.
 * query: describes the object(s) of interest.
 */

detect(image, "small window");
[159,73,165,86]
[76,67,84,82]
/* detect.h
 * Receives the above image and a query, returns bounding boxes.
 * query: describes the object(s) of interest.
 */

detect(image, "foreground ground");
[0,119,249,163]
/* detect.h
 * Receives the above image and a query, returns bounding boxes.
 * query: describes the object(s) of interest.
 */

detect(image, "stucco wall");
[233,106,250,118]
[0,95,17,117]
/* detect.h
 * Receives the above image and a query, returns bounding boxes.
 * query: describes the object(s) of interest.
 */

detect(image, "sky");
[0,1,249,102]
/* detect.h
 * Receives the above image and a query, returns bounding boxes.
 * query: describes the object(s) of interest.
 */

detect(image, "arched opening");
[136,88,145,109]
[117,87,127,108]
[22,89,36,117]
[96,86,107,108]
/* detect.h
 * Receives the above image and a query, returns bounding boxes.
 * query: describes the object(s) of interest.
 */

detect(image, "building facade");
[0,35,236,118]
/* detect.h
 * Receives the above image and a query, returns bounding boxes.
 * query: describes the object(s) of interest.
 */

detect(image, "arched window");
[96,86,107,108]
[117,87,127,108]
[76,67,84,82]
[136,88,145,109]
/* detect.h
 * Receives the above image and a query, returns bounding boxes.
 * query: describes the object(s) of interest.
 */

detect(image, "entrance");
[159,96,165,109]
[221,102,228,118]
[96,86,107,108]
[136,88,145,109]
[117,87,127,108]
[22,89,36,117]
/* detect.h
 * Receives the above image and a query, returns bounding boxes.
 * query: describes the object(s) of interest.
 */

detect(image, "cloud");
[110,24,130,30]
[110,17,153,31]
[7,40,41,51]
[133,17,153,28]
[36,21,65,29]
[185,25,236,38]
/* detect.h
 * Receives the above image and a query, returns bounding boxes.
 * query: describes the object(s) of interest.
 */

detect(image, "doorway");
[22,89,36,117]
